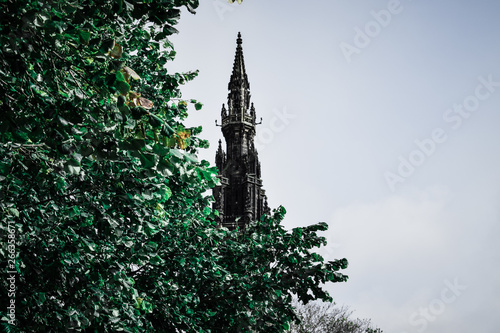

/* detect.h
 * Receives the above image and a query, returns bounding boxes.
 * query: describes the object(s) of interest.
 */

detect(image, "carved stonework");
[213,32,270,230]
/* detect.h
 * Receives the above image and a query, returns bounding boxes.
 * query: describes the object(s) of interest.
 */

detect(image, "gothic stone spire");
[213,33,269,230]
[227,32,251,119]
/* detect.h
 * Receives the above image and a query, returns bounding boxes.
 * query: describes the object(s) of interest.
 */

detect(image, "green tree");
[288,302,383,333]
[0,0,348,331]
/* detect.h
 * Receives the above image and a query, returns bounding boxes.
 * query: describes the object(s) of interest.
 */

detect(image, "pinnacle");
[229,32,249,92]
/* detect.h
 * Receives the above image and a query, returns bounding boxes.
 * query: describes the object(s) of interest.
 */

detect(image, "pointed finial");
[217,139,224,155]
[237,32,242,45]
[221,103,227,117]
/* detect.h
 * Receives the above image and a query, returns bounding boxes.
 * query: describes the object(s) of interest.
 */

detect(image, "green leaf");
[120,138,145,151]
[116,71,127,82]
[149,255,164,265]
[149,114,163,128]
[169,149,184,160]
[78,30,91,44]
[7,208,19,217]
[161,123,175,136]
[115,80,131,95]
[184,153,198,163]
[82,239,96,252]
[100,39,115,53]
[64,158,81,175]
[163,186,172,200]
[117,95,126,107]
[139,152,158,169]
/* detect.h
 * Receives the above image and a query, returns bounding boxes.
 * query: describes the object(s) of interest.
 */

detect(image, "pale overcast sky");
[168,1,500,332]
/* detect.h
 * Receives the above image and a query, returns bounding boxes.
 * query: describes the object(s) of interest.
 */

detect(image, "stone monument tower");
[213,32,269,230]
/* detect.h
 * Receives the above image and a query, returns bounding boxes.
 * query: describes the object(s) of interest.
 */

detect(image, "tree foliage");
[288,302,383,333]
[0,0,348,331]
